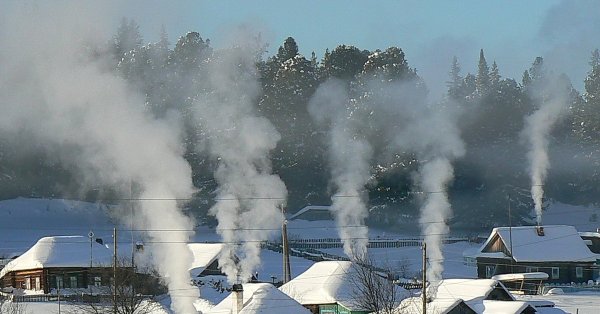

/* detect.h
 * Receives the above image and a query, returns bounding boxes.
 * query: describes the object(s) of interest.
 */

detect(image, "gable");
[481,234,509,256]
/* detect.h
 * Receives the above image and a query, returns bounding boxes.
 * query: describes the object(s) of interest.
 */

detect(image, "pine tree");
[321,45,369,80]
[584,49,600,103]
[446,56,462,98]
[529,57,545,83]
[277,37,299,62]
[113,18,143,61]
[490,61,500,86]
[522,70,531,87]
[476,49,490,95]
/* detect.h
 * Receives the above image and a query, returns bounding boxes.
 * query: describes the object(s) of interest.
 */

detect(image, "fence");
[280,237,470,250]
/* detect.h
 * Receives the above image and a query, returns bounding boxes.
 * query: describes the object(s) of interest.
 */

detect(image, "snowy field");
[2,198,600,313]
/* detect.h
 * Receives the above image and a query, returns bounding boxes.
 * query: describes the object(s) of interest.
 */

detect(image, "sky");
[5,0,600,100]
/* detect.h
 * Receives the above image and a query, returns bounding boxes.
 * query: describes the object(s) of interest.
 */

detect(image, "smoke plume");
[192,34,287,283]
[369,80,465,288]
[0,4,198,313]
[522,77,570,225]
[308,79,371,258]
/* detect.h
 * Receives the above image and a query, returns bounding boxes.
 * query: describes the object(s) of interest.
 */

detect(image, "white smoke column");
[523,79,569,226]
[417,159,454,286]
[192,36,287,283]
[373,80,465,290]
[308,79,371,259]
[0,4,198,313]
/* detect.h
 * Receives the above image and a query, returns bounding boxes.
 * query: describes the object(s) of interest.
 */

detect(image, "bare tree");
[349,254,407,314]
[0,300,29,314]
[66,258,165,314]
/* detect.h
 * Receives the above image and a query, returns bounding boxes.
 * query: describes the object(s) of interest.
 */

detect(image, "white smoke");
[0,4,198,313]
[308,79,371,258]
[192,34,287,283]
[369,80,465,289]
[522,77,569,225]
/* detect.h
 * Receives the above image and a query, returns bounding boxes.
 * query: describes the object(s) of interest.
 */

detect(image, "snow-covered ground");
[543,202,600,232]
[2,198,600,313]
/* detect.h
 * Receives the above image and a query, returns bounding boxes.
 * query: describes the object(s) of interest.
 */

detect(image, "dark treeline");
[2,19,600,230]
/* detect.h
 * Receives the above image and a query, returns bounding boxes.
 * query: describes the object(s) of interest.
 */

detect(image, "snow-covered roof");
[433,279,514,304]
[397,297,468,314]
[208,283,309,314]
[279,261,359,310]
[289,205,331,220]
[469,300,534,313]
[579,231,600,238]
[0,236,129,279]
[188,243,224,277]
[492,272,549,282]
[280,261,408,311]
[478,225,599,262]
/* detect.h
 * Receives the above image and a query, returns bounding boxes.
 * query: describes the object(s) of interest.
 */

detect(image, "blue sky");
[9,0,597,100]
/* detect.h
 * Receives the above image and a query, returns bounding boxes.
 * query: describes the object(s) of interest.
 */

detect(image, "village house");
[188,242,227,278]
[398,279,546,314]
[0,235,134,294]
[475,225,600,284]
[579,230,600,254]
[279,261,402,314]
[207,283,309,314]
[289,205,332,221]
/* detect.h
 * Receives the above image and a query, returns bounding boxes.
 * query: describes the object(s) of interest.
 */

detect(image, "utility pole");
[508,195,514,274]
[282,206,291,284]
[422,242,427,314]
[89,230,94,295]
[113,227,117,314]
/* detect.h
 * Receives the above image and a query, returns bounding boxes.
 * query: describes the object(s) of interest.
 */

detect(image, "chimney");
[536,226,545,236]
[232,283,244,314]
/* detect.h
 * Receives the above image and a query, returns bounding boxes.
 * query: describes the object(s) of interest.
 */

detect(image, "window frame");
[551,267,560,279]
[576,266,583,278]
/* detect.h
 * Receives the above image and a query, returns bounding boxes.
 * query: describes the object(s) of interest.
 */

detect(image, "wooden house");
[279,261,379,314]
[188,243,227,278]
[475,225,600,284]
[579,231,600,254]
[207,283,309,314]
[0,236,135,294]
[289,205,332,221]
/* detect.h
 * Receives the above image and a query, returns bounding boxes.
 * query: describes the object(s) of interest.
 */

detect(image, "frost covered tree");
[476,49,490,95]
[446,56,463,99]
[321,45,369,80]
[113,18,143,61]
[490,61,500,86]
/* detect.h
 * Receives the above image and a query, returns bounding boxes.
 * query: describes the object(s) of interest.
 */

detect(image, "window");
[486,265,496,278]
[34,277,41,290]
[576,267,583,278]
[94,276,102,287]
[525,266,538,272]
[56,276,64,289]
[551,267,560,279]
[70,276,77,288]
[24,277,31,290]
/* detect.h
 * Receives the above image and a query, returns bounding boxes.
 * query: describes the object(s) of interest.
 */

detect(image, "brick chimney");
[536,226,545,236]
[232,283,244,314]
